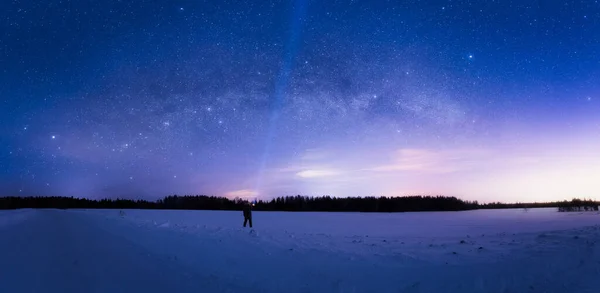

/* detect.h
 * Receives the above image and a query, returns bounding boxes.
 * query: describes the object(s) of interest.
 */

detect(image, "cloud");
[296,169,340,178]
[272,149,343,179]
[368,148,490,174]
[224,189,258,199]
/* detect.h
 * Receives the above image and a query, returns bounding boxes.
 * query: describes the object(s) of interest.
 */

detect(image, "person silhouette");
[242,202,253,228]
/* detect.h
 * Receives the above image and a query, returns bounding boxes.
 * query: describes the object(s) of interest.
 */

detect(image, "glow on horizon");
[228,129,600,203]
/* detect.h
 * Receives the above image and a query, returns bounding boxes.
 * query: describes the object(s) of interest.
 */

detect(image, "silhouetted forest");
[480,198,599,212]
[556,199,599,212]
[0,195,597,213]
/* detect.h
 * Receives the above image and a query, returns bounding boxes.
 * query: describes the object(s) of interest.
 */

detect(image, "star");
[51,135,56,139]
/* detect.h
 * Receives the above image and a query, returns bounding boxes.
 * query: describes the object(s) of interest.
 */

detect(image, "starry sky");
[2,0,600,202]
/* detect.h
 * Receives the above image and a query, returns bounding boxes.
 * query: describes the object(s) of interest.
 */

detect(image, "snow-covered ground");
[1,208,599,292]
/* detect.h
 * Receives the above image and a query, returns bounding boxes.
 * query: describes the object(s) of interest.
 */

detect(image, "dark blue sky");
[2,0,599,202]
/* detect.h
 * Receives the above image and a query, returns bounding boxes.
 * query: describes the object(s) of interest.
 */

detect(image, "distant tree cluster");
[255,195,478,212]
[0,195,597,213]
[0,196,156,210]
[557,198,599,212]
[158,195,242,210]
[481,198,599,212]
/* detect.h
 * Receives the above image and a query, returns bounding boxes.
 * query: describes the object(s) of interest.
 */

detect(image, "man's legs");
[243,218,248,227]
[248,217,252,228]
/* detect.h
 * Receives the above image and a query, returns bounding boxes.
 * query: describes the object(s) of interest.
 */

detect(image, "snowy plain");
[1,208,599,293]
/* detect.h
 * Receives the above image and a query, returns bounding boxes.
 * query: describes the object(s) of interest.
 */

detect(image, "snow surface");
[1,208,600,292]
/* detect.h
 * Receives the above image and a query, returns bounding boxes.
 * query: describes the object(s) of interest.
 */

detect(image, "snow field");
[0,208,599,292]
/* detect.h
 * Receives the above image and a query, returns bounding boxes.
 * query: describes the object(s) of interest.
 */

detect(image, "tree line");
[0,195,597,213]
[479,198,599,211]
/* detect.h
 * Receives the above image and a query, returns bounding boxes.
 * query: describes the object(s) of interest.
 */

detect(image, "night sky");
[2,0,600,202]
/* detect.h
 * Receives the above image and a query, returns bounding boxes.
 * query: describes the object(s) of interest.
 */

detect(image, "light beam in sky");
[255,0,308,195]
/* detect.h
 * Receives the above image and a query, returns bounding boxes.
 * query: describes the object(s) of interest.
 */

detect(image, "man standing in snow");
[242,202,253,228]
